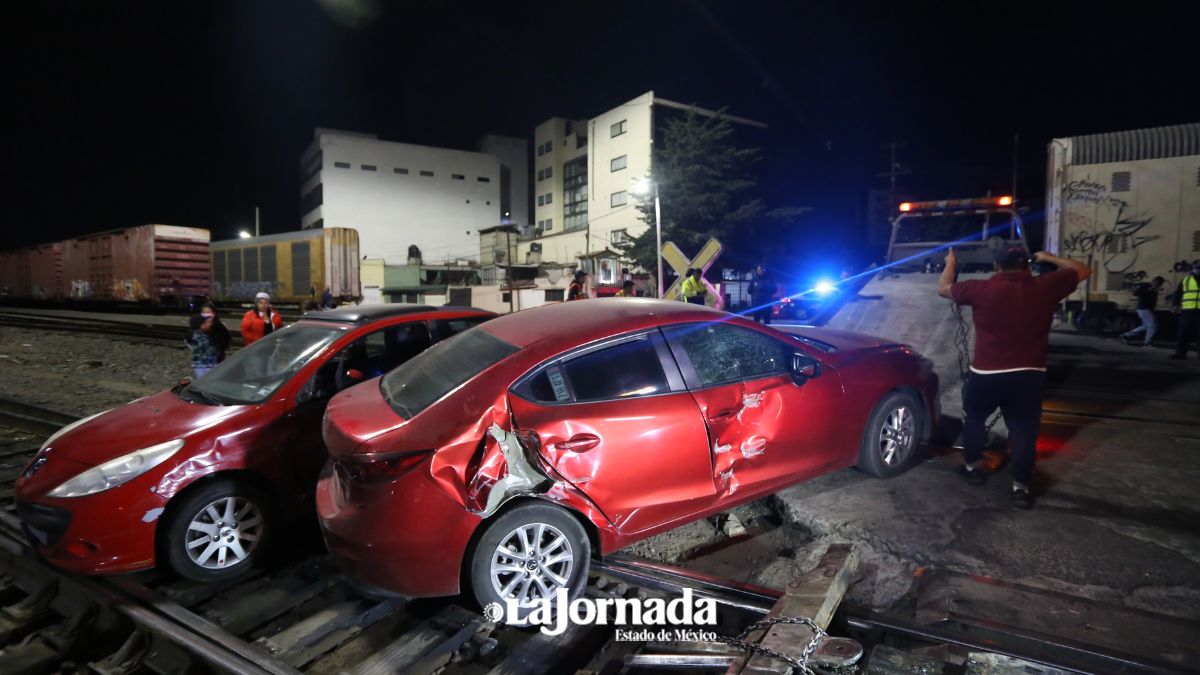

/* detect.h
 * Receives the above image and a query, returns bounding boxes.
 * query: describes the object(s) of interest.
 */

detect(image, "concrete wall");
[300,130,501,265]
[478,135,530,229]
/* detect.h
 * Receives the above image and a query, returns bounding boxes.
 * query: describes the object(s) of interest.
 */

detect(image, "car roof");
[301,304,492,324]
[480,298,728,349]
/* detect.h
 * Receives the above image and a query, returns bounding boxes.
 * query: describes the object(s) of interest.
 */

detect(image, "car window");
[381,328,518,419]
[434,316,490,340]
[563,338,669,402]
[666,323,791,387]
[188,324,343,404]
[519,337,670,404]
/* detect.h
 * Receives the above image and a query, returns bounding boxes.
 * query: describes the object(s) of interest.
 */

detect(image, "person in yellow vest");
[681,268,707,305]
[1171,261,1200,360]
[615,280,637,297]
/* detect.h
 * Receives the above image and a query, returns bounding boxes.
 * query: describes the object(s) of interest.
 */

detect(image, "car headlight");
[48,439,184,498]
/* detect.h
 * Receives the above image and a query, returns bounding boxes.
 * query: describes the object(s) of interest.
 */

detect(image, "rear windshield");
[380,327,518,419]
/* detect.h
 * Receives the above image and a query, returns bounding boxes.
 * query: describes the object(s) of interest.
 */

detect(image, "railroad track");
[1,399,1195,674]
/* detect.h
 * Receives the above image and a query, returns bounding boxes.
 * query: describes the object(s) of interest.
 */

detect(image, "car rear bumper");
[316,461,482,598]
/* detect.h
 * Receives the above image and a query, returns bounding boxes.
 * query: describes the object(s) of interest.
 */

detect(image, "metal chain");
[712,616,828,675]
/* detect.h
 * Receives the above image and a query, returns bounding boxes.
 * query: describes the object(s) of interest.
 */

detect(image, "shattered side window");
[667,323,791,387]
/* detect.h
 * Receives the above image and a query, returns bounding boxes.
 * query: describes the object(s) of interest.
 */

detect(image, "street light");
[238,230,252,239]
[631,178,664,298]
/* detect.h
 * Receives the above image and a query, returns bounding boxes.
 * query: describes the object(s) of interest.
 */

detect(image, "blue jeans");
[193,366,212,379]
[1123,309,1157,345]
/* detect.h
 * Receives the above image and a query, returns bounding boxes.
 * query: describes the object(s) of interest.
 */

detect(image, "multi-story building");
[477,135,530,230]
[299,128,504,265]
[522,91,764,290]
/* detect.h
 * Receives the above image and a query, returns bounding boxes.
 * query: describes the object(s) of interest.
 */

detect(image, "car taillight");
[338,449,433,486]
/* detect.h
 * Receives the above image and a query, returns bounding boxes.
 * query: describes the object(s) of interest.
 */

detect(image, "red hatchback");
[15,305,493,580]
[317,299,938,614]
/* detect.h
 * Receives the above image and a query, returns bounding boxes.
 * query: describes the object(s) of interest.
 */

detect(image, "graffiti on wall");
[1060,177,1157,279]
[212,281,282,300]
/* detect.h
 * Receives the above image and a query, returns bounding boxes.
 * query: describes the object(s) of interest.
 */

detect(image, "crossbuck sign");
[661,238,724,308]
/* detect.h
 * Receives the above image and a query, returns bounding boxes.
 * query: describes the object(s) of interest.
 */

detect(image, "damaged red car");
[318,299,938,613]
[15,305,493,581]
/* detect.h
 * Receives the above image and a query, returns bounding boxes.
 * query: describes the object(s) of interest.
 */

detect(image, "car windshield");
[182,324,344,405]
[381,327,518,419]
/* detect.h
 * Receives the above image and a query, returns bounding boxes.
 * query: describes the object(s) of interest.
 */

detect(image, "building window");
[478,176,490,182]
[611,120,628,137]
[394,167,409,174]
[538,218,553,232]
[545,289,565,302]
[334,161,351,169]
[610,155,627,172]
[544,166,553,179]
[544,141,554,154]
[536,168,544,181]
[537,195,545,206]
[610,229,628,245]
[1111,171,1132,192]
[420,170,434,177]
[362,164,377,171]
[544,193,552,204]
[610,190,628,207]
[452,173,465,180]
[537,143,545,157]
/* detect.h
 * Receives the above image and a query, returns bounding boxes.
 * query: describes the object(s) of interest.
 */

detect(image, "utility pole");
[1011,133,1020,201]
[876,139,912,212]
[254,207,261,238]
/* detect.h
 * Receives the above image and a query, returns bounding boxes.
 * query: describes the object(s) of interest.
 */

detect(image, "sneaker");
[959,465,986,486]
[1121,335,1136,345]
[1012,487,1034,509]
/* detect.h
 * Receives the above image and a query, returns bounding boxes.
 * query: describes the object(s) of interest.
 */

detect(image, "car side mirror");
[345,368,365,382]
[792,354,820,383]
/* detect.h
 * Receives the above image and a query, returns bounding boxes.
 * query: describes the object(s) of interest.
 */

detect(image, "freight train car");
[0,243,64,300]
[1046,123,1200,330]
[209,227,360,306]
[1,225,209,306]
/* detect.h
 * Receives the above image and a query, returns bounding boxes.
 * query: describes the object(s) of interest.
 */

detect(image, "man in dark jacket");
[1122,276,1164,347]
[747,265,776,324]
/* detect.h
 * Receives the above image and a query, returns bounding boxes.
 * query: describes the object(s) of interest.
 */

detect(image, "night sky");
[8,1,1197,256]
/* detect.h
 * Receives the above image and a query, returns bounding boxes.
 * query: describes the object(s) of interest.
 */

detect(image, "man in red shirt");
[938,246,1090,508]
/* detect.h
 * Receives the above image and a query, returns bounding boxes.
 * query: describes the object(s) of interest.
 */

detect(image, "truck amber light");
[898,202,912,212]
[996,195,1013,206]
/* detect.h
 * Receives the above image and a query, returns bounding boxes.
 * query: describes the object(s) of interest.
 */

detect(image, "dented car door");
[507,332,718,535]
[663,322,845,499]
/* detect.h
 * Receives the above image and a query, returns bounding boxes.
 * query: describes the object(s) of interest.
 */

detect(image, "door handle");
[556,434,600,452]
[710,409,738,420]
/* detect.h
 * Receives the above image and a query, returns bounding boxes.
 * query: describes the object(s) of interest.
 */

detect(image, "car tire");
[857,391,922,478]
[161,478,276,582]
[470,502,590,625]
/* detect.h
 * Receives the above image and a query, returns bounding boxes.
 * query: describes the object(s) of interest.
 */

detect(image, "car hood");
[776,326,898,353]
[44,389,252,467]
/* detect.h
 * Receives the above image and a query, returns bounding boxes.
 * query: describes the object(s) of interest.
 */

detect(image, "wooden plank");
[730,543,858,675]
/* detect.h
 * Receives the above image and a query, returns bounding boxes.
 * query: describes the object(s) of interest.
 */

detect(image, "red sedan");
[16,305,493,580]
[317,299,938,615]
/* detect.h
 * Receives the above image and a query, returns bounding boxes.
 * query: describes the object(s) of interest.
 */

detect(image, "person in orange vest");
[241,292,283,346]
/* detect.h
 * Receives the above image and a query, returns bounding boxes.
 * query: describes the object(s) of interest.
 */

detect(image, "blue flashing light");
[814,280,836,296]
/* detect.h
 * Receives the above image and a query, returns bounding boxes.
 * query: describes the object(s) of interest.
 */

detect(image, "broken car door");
[662,322,844,499]
[508,331,716,535]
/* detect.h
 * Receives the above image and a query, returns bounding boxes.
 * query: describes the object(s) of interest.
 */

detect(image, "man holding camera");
[938,246,1090,508]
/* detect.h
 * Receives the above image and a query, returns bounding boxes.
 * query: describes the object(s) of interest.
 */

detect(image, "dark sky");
[7,0,1196,251]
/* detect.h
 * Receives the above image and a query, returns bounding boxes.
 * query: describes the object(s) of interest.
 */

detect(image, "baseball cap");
[996,246,1030,267]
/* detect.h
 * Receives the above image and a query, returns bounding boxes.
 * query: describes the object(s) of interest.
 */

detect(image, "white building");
[299,128,503,265]
[522,92,765,289]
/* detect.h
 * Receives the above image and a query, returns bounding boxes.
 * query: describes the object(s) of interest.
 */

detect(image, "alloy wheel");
[878,405,915,466]
[489,522,575,608]
[184,497,264,569]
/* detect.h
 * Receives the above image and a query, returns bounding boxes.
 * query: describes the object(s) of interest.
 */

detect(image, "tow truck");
[886,195,1028,272]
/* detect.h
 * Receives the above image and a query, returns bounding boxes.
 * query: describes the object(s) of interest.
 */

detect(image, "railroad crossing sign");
[662,238,724,308]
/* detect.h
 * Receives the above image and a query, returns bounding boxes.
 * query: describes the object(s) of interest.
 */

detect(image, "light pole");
[632,178,664,298]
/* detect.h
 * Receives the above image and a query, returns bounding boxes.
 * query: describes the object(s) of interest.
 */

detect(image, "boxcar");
[0,243,64,300]
[209,227,360,305]
[2,225,208,305]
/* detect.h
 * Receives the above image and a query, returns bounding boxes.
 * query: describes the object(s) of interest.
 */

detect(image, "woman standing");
[241,292,283,346]
[200,304,232,361]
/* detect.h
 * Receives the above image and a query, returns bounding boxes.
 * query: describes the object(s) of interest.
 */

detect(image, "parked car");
[317,299,938,616]
[15,305,494,581]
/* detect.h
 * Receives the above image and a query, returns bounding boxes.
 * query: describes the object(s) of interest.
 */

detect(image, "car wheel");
[470,502,590,624]
[857,391,921,478]
[161,478,275,582]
